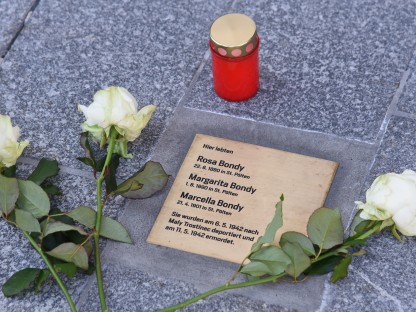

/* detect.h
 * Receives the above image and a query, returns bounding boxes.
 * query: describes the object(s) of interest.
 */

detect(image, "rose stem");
[157,273,286,312]
[94,127,117,312]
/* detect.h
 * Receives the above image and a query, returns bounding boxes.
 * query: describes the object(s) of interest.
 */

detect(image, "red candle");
[209,13,260,102]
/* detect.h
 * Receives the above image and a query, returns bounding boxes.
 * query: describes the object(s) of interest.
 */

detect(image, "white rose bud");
[78,86,156,157]
[0,114,29,168]
[356,170,416,236]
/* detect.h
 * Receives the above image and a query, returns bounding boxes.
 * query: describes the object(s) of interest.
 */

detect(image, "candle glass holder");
[210,13,260,102]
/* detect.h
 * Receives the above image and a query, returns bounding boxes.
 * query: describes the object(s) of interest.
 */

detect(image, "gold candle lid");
[210,13,258,58]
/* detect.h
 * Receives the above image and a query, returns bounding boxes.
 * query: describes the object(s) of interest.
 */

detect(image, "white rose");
[78,86,156,143]
[355,170,416,236]
[0,114,29,168]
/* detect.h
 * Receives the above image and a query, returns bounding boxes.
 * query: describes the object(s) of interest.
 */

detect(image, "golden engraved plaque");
[147,134,338,263]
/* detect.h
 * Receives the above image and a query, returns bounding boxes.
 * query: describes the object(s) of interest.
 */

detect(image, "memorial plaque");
[147,134,338,263]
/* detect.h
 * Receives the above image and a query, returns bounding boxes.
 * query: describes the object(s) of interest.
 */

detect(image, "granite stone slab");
[186,0,416,142]
[398,53,416,115]
[0,0,232,177]
[0,0,35,57]
[320,268,401,312]
[323,116,416,311]
[0,227,88,312]
[77,264,290,312]
[0,162,128,312]
[1,0,415,311]
[101,107,375,312]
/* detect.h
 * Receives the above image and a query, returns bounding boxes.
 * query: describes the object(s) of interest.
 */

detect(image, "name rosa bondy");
[196,155,245,173]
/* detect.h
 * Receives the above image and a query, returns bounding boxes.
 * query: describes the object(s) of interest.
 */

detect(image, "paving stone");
[368,116,416,177]
[0,0,34,57]
[102,107,375,312]
[0,0,232,176]
[186,0,416,142]
[0,162,127,312]
[398,54,416,115]
[323,116,416,311]
[78,264,290,312]
[321,268,401,312]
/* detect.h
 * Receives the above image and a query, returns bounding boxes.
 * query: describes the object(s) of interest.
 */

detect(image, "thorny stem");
[227,255,249,284]
[157,273,286,312]
[355,223,381,240]
[94,127,117,312]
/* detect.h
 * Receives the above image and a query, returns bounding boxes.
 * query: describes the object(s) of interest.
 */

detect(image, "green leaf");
[282,242,311,278]
[241,246,291,276]
[354,220,374,234]
[0,174,19,215]
[44,221,87,237]
[349,211,365,236]
[104,154,120,195]
[117,161,169,199]
[352,249,366,256]
[349,211,375,238]
[28,158,59,185]
[101,215,132,243]
[391,224,402,242]
[67,206,95,228]
[34,269,50,292]
[280,231,315,256]
[65,228,89,245]
[330,255,352,283]
[251,198,284,252]
[42,185,62,196]
[2,165,16,178]
[41,229,68,252]
[15,209,41,232]
[112,179,142,196]
[77,132,96,169]
[40,219,48,233]
[67,206,132,243]
[250,246,291,264]
[95,155,107,172]
[54,263,77,278]
[336,248,349,254]
[2,268,40,296]
[246,275,261,282]
[305,256,343,276]
[240,261,269,276]
[240,261,284,277]
[307,208,344,251]
[83,239,93,256]
[348,217,374,241]
[16,179,50,218]
[46,242,88,270]
[77,157,95,168]
[49,208,75,225]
